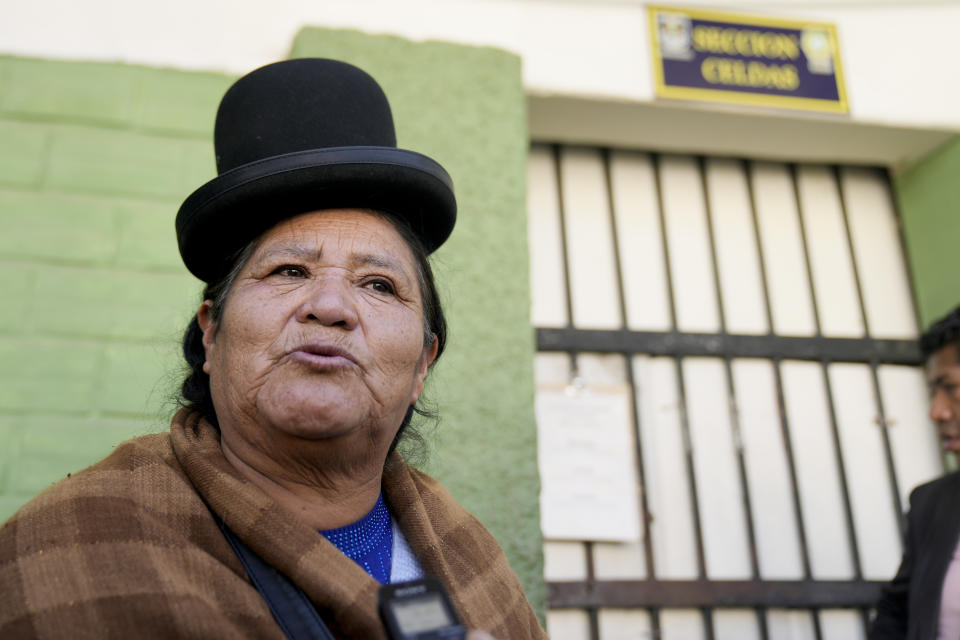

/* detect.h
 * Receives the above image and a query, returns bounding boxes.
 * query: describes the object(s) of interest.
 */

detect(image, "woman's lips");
[289,343,358,368]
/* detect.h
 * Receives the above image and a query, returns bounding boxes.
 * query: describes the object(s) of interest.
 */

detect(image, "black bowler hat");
[175,58,457,282]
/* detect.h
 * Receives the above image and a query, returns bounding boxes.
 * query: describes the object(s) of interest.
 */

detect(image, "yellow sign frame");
[648,5,849,114]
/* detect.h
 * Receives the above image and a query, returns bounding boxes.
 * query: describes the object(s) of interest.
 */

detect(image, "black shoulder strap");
[215,516,336,640]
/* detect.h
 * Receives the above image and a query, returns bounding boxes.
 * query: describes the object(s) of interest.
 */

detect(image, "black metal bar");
[793,164,864,582]
[703,608,716,640]
[770,358,815,580]
[551,145,595,635]
[652,153,680,331]
[757,608,770,640]
[697,155,726,327]
[552,144,576,337]
[587,609,599,640]
[654,154,709,584]
[549,143,581,399]
[811,609,825,640]
[646,151,669,640]
[548,579,885,609]
[820,362,866,580]
[602,149,658,587]
[742,160,776,335]
[584,541,599,640]
[834,166,906,548]
[649,153,679,640]
[832,164,871,339]
[744,160,816,585]
[536,328,922,365]
[697,156,720,640]
[700,157,763,582]
[861,607,872,638]
[869,366,905,548]
[701,157,765,640]
[790,163,829,640]
[790,164,823,339]
[602,147,627,329]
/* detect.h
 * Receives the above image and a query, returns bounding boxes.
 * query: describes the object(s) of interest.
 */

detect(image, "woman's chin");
[256,389,371,441]
[263,409,359,441]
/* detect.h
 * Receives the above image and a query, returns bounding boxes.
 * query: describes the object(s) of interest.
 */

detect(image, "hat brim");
[176,147,456,282]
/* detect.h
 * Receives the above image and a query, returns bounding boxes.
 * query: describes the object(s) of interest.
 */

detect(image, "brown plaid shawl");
[0,409,547,639]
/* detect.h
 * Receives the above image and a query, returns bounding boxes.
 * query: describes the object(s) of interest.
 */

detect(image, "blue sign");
[649,6,848,113]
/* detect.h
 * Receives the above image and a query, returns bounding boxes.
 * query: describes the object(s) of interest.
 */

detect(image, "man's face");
[927,343,960,461]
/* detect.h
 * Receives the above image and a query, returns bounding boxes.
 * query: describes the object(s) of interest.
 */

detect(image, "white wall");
[2,0,957,164]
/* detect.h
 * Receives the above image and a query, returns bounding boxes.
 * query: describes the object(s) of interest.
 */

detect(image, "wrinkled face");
[927,343,960,462]
[198,209,437,451]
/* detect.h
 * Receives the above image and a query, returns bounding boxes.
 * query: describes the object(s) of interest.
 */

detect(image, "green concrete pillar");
[894,136,960,327]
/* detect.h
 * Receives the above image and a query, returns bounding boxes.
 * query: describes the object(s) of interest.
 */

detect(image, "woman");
[0,58,546,639]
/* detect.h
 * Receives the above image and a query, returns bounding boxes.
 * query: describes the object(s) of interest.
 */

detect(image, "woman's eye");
[273,265,307,278]
[365,279,395,295]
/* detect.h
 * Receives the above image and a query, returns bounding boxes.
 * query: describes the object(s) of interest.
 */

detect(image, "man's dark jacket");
[870,470,960,640]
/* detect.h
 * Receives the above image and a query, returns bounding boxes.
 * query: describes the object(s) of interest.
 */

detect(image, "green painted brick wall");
[0,28,545,616]
[894,136,960,327]
[0,55,230,521]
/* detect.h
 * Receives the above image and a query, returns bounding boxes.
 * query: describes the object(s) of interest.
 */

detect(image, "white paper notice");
[537,384,641,542]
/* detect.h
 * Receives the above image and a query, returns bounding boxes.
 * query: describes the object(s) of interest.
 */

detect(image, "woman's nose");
[296,277,360,329]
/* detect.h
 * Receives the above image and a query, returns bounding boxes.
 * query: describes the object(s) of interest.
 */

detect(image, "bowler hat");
[175,58,457,282]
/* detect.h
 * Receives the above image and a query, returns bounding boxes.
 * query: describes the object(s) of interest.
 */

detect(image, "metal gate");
[528,144,944,639]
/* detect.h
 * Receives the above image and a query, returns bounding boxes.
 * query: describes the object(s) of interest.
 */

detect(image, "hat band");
[180,146,453,220]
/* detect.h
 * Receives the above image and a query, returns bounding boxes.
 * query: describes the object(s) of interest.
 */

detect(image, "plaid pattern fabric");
[0,409,547,639]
